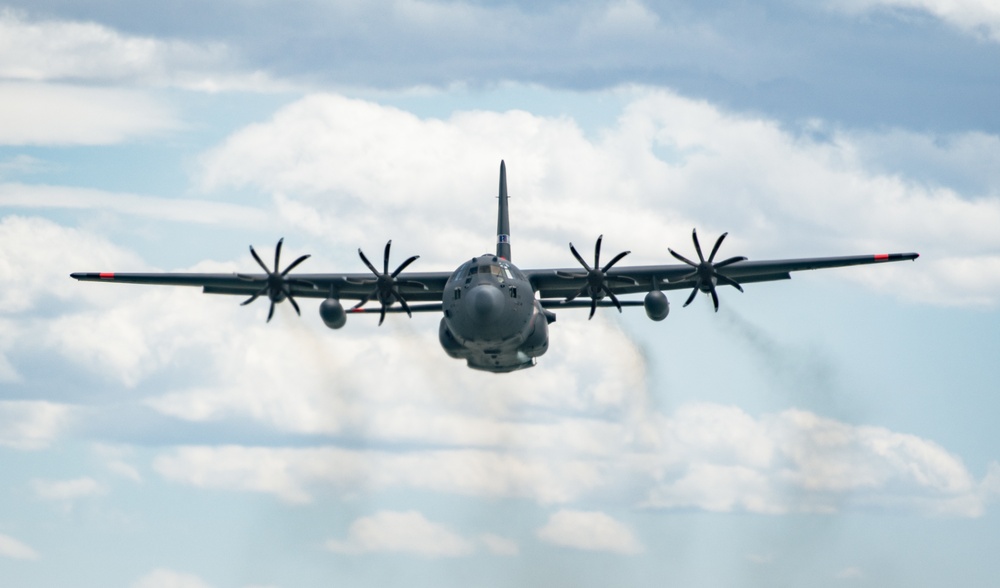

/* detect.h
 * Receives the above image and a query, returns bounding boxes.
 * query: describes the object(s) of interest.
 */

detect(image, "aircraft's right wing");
[526,250,918,312]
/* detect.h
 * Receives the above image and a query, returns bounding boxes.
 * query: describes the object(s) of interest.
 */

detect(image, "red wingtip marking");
[99,272,115,279]
[874,254,889,261]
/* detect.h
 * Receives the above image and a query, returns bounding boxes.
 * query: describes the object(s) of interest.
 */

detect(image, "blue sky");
[1,1,999,587]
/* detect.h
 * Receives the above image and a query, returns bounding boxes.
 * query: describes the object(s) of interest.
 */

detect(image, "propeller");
[351,240,426,326]
[557,235,638,319]
[237,238,316,322]
[669,229,747,312]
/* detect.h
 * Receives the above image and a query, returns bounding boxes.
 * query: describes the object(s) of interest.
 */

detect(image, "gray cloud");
[3,2,998,132]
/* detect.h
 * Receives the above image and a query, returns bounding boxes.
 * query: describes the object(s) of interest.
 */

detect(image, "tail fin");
[497,160,511,261]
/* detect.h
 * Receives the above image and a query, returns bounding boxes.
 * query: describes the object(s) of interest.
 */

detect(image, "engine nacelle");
[319,298,347,329]
[644,290,669,321]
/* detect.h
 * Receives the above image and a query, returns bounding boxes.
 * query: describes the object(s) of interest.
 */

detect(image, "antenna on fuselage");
[497,160,511,261]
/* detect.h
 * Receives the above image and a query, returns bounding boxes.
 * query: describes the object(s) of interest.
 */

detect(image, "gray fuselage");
[438,254,550,372]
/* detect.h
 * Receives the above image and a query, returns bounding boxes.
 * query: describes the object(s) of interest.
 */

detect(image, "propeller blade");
[569,243,591,271]
[282,254,311,276]
[249,246,269,273]
[391,255,420,278]
[241,285,269,306]
[683,286,699,307]
[378,305,387,326]
[669,248,698,268]
[588,298,597,320]
[383,240,392,274]
[267,301,276,322]
[288,293,301,316]
[708,232,727,263]
[714,255,747,269]
[594,235,603,268]
[358,248,379,276]
[605,287,623,313]
[565,284,588,303]
[601,250,630,273]
[716,274,744,293]
[692,229,705,263]
[274,238,283,272]
[710,287,720,312]
[398,295,413,319]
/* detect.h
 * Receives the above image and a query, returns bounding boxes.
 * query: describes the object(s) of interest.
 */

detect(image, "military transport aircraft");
[72,161,918,373]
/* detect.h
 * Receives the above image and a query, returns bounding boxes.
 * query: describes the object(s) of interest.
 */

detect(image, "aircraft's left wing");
[69,270,452,302]
[69,269,452,323]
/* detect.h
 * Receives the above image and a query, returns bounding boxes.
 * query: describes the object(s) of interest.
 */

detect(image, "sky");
[1,1,999,586]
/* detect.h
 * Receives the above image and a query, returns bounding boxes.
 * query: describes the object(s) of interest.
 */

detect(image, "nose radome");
[467,285,504,323]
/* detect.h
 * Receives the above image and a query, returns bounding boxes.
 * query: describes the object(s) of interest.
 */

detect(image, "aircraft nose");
[466,284,505,323]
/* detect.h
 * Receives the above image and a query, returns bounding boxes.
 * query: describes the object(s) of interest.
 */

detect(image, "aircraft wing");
[526,252,919,301]
[69,271,452,305]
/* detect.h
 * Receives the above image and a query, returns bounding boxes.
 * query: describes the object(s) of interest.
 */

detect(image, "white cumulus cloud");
[325,510,475,557]
[536,509,644,554]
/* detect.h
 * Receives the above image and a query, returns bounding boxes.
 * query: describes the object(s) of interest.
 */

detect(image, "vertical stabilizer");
[496,160,511,261]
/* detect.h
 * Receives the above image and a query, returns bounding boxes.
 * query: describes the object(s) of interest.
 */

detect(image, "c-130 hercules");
[72,161,918,373]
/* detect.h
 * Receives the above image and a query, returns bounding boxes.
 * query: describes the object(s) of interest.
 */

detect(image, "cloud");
[836,0,1000,42]
[0,184,269,226]
[643,406,990,517]
[132,568,214,588]
[153,446,604,506]
[0,533,40,560]
[196,89,1000,307]
[0,401,74,450]
[0,83,177,145]
[325,510,475,557]
[536,509,644,554]
[0,10,289,92]
[479,533,519,556]
[0,215,146,313]
[148,400,995,518]
[32,477,106,502]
